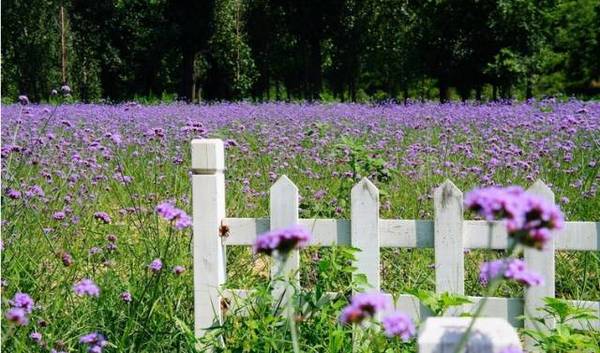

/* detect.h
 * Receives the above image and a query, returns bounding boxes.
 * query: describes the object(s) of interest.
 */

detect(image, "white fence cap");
[418,317,521,353]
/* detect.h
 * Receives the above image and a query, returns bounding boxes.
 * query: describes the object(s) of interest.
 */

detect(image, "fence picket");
[190,139,599,348]
[191,139,226,338]
[433,180,464,297]
[270,175,300,305]
[351,178,380,291]
[525,180,556,350]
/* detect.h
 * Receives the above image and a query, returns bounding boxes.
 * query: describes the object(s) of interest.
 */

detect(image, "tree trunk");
[181,47,195,102]
[438,78,449,103]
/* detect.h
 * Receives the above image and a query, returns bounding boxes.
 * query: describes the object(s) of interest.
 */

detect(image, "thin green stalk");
[454,233,519,353]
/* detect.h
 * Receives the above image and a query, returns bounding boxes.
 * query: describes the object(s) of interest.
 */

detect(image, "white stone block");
[418,317,522,353]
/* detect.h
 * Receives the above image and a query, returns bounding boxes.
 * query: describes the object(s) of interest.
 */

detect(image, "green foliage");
[407,290,472,317]
[522,298,600,353]
[2,0,599,101]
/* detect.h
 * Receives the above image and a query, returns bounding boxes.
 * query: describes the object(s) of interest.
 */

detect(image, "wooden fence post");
[525,180,556,350]
[351,178,380,291]
[191,139,226,338]
[270,175,300,305]
[434,180,464,298]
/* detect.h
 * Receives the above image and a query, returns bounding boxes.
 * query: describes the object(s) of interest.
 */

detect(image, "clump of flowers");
[5,292,35,326]
[339,292,391,325]
[73,279,100,297]
[79,332,108,353]
[253,225,312,256]
[148,258,163,272]
[465,186,564,249]
[93,212,112,224]
[381,312,416,341]
[480,259,544,287]
[120,291,132,303]
[155,202,192,230]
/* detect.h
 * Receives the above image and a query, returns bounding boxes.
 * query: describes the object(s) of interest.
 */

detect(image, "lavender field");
[2,101,599,352]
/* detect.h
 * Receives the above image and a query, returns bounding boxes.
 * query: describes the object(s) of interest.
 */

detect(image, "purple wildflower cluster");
[80,332,108,353]
[149,258,163,272]
[465,186,564,249]
[480,259,544,287]
[5,292,35,326]
[155,202,192,230]
[339,292,415,341]
[253,225,312,255]
[93,212,112,224]
[73,278,101,297]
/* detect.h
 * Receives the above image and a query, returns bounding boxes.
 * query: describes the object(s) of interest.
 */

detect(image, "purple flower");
[53,211,66,220]
[149,258,163,272]
[381,312,416,341]
[499,346,523,353]
[253,225,312,255]
[339,292,391,324]
[79,332,108,353]
[73,279,100,297]
[120,291,132,303]
[465,186,564,249]
[9,292,35,313]
[6,188,21,199]
[5,308,28,326]
[93,212,111,224]
[479,259,543,287]
[505,259,544,287]
[172,265,186,275]
[479,259,506,285]
[30,332,43,343]
[61,252,74,267]
[155,202,192,230]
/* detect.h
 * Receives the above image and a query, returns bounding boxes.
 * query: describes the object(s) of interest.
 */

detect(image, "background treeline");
[2,0,600,103]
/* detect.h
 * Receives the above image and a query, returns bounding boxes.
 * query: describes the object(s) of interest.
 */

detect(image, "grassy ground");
[1,102,598,352]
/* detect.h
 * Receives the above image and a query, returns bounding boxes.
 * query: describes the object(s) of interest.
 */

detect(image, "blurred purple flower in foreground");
[499,346,523,353]
[465,186,564,249]
[5,308,28,326]
[9,292,35,313]
[381,312,415,341]
[480,259,543,287]
[339,292,391,325]
[253,225,312,256]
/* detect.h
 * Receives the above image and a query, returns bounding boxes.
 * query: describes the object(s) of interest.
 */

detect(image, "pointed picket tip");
[270,175,298,193]
[434,179,462,197]
[527,179,554,201]
[351,177,379,196]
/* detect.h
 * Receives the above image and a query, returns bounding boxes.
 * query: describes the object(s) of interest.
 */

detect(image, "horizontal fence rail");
[220,218,599,251]
[191,138,600,349]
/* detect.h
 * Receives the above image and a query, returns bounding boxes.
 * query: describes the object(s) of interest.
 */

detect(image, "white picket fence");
[191,139,599,346]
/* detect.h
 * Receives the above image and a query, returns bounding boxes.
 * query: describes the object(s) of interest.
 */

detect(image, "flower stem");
[453,238,518,353]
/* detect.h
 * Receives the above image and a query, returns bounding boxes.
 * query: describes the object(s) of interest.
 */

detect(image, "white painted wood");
[222,217,599,251]
[418,317,522,353]
[525,180,556,351]
[270,175,300,305]
[351,178,380,291]
[554,221,599,251]
[191,139,226,339]
[434,180,464,296]
[220,289,599,330]
[191,138,225,172]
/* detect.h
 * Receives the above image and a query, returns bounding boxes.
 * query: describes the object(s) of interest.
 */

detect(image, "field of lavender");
[2,101,599,352]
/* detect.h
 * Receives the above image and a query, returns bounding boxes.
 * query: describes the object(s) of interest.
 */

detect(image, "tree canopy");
[2,0,599,102]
